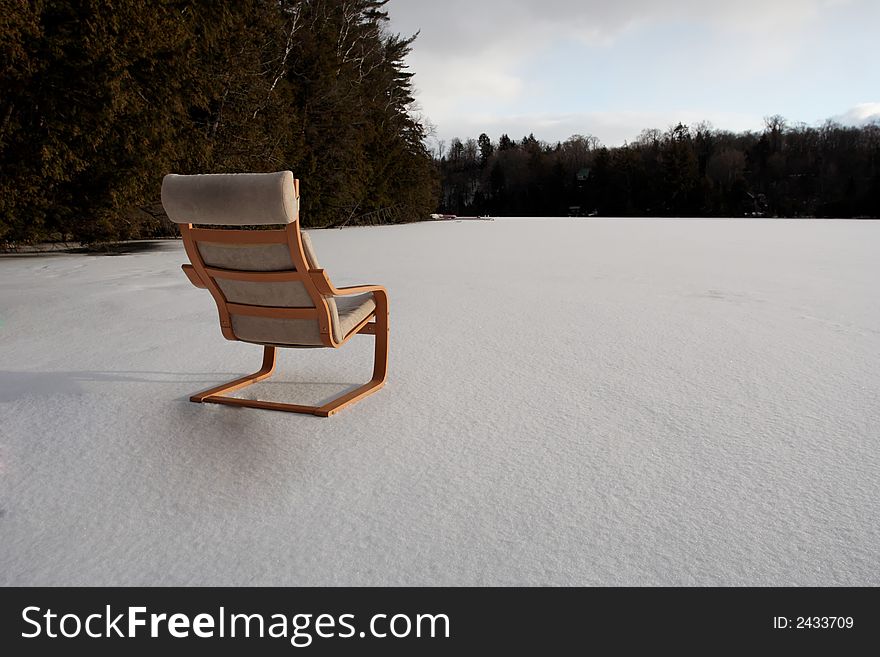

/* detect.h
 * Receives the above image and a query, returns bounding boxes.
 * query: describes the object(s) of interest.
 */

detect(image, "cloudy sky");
[387,0,880,147]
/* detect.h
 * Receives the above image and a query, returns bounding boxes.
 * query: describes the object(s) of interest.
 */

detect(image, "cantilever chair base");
[189,318,388,417]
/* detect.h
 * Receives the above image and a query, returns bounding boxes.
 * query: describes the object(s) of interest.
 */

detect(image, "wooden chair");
[161,171,388,417]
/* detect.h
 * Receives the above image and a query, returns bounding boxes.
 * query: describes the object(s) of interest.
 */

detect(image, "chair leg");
[190,345,276,402]
[190,304,388,417]
[315,297,389,417]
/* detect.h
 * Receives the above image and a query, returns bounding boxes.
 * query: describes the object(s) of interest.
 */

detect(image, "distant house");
[576,168,591,182]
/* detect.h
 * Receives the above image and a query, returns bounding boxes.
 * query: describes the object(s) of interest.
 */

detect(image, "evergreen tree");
[0,0,437,245]
[435,119,880,218]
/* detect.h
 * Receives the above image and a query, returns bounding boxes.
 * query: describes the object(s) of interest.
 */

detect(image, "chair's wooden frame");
[178,179,388,417]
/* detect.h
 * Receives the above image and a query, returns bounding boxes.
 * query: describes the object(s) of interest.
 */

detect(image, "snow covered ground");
[1,218,878,586]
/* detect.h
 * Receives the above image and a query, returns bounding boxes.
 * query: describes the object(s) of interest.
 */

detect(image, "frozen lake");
[1,218,878,585]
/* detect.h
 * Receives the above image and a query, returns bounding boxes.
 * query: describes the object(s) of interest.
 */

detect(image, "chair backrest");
[161,171,341,347]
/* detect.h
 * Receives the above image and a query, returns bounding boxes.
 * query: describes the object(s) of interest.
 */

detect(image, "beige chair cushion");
[300,231,343,341]
[230,315,323,347]
[161,171,298,225]
[300,231,322,268]
[334,294,377,341]
[198,240,314,310]
[216,279,314,308]
[198,242,296,271]
[230,293,375,347]
[201,229,372,346]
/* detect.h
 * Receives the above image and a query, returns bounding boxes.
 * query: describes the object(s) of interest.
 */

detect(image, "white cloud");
[428,109,765,147]
[390,0,846,51]
[834,103,880,126]
[387,1,877,143]
[407,46,525,120]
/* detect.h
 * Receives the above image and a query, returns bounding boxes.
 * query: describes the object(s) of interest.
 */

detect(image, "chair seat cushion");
[230,292,376,347]
[333,293,377,342]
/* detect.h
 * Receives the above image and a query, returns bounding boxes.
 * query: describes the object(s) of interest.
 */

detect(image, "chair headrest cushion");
[161,171,298,225]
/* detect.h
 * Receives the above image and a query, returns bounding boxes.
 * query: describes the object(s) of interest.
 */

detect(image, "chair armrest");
[308,269,387,299]
[182,264,208,289]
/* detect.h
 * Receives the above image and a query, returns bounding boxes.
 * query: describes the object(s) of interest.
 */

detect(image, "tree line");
[437,118,880,218]
[1,0,438,245]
